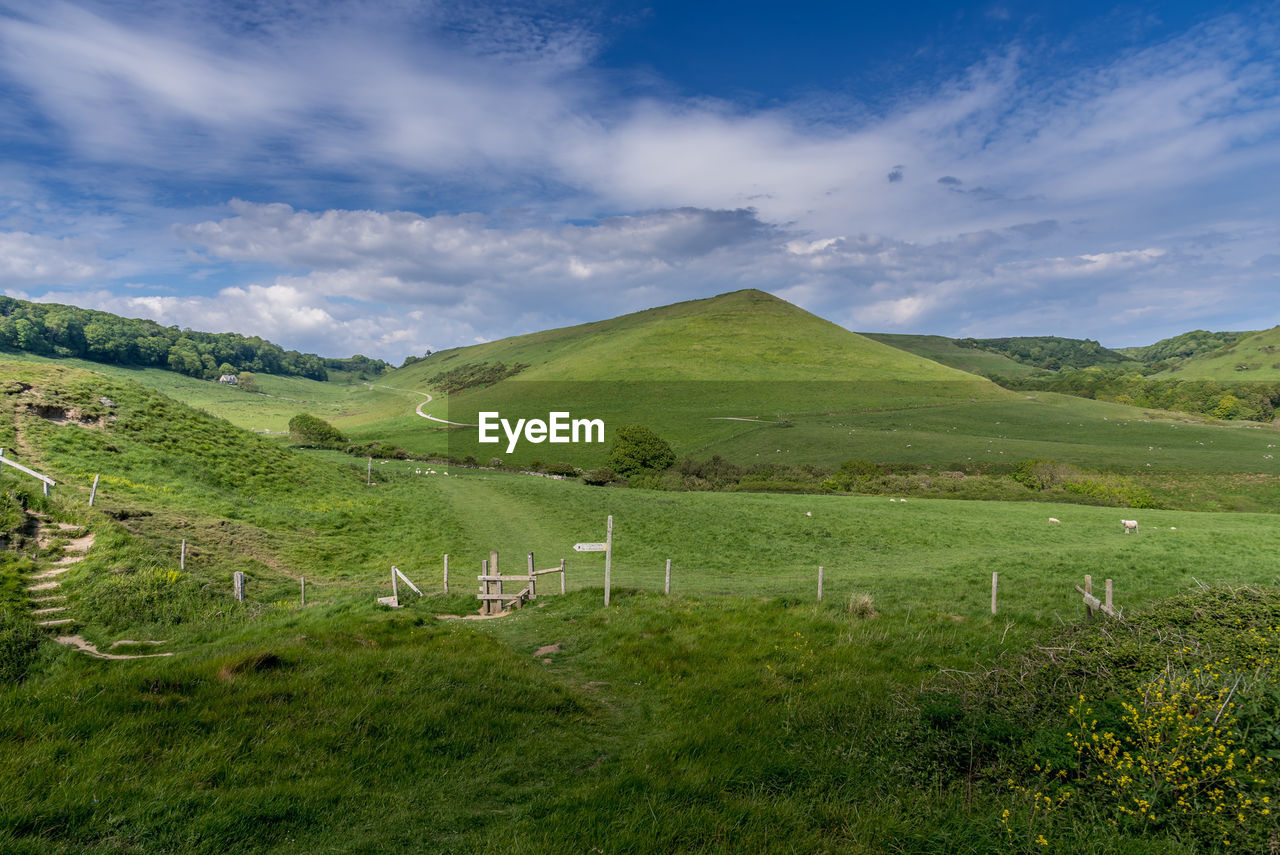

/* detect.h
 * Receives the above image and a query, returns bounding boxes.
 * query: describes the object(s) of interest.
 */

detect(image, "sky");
[0,0,1277,362]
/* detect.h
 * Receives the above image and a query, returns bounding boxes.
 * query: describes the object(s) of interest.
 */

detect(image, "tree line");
[0,297,389,381]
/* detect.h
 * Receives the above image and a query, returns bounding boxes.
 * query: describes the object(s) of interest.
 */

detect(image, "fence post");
[391,565,399,607]
[991,572,998,615]
[481,558,490,615]
[301,576,306,606]
[491,551,502,612]
[1105,578,1113,613]
[1084,574,1094,618]
[559,558,565,595]
[665,558,671,596]
[604,515,613,607]
[89,474,100,507]
[367,456,372,486]
[443,554,449,594]
[818,566,824,603]
[180,539,186,571]
[528,551,536,599]
[233,571,245,603]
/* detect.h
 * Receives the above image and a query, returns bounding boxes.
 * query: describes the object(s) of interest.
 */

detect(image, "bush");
[606,425,676,476]
[288,413,347,448]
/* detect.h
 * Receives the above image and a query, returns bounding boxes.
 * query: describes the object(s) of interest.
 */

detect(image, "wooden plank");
[0,452,55,486]
[531,568,563,576]
[394,567,423,596]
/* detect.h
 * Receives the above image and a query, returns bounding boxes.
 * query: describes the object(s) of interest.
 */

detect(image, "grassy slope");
[343,290,1011,464]
[860,332,1042,378]
[0,350,399,432]
[5,361,1280,851]
[1153,325,1280,381]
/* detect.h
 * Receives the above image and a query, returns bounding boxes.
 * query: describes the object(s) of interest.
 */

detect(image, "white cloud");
[0,230,106,285]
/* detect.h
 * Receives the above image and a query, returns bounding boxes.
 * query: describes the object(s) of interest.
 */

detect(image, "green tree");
[606,425,675,476]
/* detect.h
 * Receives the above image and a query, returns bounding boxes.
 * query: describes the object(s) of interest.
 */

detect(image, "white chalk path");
[369,384,476,427]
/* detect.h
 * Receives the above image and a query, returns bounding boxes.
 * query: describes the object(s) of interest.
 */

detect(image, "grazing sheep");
[1048,518,1060,523]
[805,511,812,517]
[1122,519,1139,534]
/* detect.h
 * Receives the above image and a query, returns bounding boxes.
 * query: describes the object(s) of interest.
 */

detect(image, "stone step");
[30,595,66,603]
[26,582,61,592]
[37,618,77,628]
[31,606,68,616]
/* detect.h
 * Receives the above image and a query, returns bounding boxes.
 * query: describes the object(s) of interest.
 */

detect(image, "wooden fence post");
[528,551,536,599]
[301,576,306,606]
[1105,578,1113,613]
[443,554,449,594]
[481,558,490,615]
[818,566,824,603]
[560,558,565,595]
[391,565,399,607]
[665,558,671,596]
[180,539,186,571]
[1084,574,1094,618]
[491,551,502,613]
[233,571,245,603]
[603,515,613,607]
[991,572,998,615]
[89,474,99,508]
[367,456,372,486]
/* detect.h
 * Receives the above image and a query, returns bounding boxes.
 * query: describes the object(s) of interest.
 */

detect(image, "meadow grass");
[5,358,1280,852]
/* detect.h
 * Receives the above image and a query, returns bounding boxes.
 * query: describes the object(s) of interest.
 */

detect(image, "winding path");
[372,384,475,427]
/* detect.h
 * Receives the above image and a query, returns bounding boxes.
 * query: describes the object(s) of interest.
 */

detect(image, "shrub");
[582,467,619,486]
[287,413,347,448]
[606,425,676,476]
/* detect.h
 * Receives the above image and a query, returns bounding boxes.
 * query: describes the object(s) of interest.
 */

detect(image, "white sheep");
[1048,518,1060,523]
[1122,519,1139,534]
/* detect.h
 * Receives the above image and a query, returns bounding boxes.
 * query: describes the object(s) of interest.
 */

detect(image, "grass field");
[860,332,1043,378]
[4,345,1280,852]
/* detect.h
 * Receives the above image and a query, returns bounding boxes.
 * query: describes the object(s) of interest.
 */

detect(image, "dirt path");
[54,635,173,660]
[19,515,173,659]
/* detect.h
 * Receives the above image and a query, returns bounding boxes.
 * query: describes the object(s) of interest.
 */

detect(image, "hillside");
[356,290,1008,465]
[410,290,987,382]
[860,332,1041,378]
[1118,328,1251,365]
[1151,325,1280,381]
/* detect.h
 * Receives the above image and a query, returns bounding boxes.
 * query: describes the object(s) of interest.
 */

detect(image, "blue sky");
[0,0,1277,361]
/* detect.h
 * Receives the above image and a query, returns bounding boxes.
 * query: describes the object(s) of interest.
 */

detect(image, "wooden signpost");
[574,515,613,606]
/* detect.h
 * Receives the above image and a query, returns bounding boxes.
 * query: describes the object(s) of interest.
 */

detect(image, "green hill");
[1118,329,1251,365]
[411,289,986,383]
[352,290,1006,464]
[860,332,1042,378]
[1152,325,1280,381]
